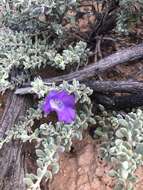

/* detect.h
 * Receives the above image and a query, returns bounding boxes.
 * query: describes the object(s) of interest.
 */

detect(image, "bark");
[86,80,143,94]
[93,93,143,110]
[0,91,32,190]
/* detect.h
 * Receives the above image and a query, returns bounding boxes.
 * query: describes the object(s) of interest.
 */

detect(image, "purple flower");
[42,90,76,124]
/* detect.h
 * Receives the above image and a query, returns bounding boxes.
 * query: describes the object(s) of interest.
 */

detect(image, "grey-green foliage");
[0,1,92,189]
[0,28,88,92]
[0,28,87,72]
[1,79,95,190]
[0,0,88,92]
[0,107,42,148]
[0,2,92,190]
[2,0,143,189]
[116,0,143,34]
[94,106,143,190]
[0,0,77,32]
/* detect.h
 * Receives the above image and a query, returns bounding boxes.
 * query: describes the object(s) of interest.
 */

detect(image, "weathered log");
[93,93,143,110]
[0,91,32,190]
[15,43,143,95]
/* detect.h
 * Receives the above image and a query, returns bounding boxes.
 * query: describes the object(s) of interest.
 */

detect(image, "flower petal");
[42,90,76,122]
[42,91,57,114]
[57,107,76,124]
[46,90,58,99]
[57,90,75,108]
[42,100,52,114]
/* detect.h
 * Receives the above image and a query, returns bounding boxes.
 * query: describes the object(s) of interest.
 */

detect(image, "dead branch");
[15,80,143,95]
[85,80,143,94]
[93,93,143,110]
[42,43,143,83]
[15,43,143,95]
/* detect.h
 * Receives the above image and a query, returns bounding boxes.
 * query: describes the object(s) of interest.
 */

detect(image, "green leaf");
[122,161,129,170]
[37,168,43,177]
[45,170,52,180]
[73,131,82,140]
[115,128,128,138]
[128,174,137,183]
[52,163,60,174]
[114,182,124,190]
[118,119,128,127]
[135,143,143,155]
[108,170,118,177]
[37,160,43,168]
[94,128,104,137]
[117,152,129,161]
[109,147,116,155]
[98,104,105,112]
[24,177,33,186]
[36,149,45,158]
[121,168,129,180]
